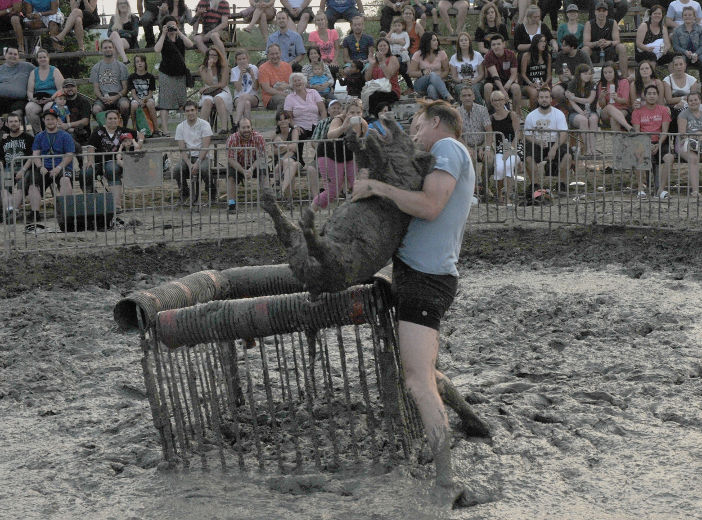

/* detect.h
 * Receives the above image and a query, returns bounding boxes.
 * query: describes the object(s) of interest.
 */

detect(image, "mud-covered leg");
[436,372,490,438]
[299,208,342,269]
[259,179,301,249]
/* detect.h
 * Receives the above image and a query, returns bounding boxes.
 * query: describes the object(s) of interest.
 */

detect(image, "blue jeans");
[413,72,451,100]
[325,5,361,29]
[81,160,122,193]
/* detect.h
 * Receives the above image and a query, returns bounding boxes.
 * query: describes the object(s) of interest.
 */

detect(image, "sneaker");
[659,190,670,200]
[637,191,647,199]
[162,154,170,172]
[228,202,236,214]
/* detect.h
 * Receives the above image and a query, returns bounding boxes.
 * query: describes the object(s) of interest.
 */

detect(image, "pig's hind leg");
[260,185,302,249]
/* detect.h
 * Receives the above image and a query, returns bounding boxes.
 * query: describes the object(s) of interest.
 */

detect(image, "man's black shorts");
[525,141,569,168]
[392,257,457,331]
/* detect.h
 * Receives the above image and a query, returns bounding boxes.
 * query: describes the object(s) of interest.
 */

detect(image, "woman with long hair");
[678,90,702,198]
[450,32,485,103]
[520,34,551,108]
[596,61,633,132]
[308,11,341,80]
[475,2,508,54]
[664,53,699,133]
[566,63,598,156]
[514,5,558,58]
[365,37,401,110]
[557,3,584,49]
[302,46,334,86]
[24,49,64,134]
[108,0,140,65]
[489,89,522,205]
[408,31,454,102]
[635,4,672,66]
[630,60,665,109]
[403,5,424,56]
[271,110,302,202]
[198,46,232,134]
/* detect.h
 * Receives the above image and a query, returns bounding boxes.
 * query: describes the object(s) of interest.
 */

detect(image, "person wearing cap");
[0,47,34,119]
[46,90,70,125]
[583,1,629,76]
[558,4,585,50]
[60,78,92,147]
[588,0,629,24]
[83,109,144,212]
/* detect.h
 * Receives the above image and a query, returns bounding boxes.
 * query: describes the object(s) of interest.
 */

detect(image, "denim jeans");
[413,72,451,100]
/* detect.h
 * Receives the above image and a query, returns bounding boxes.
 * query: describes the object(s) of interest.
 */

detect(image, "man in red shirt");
[225,117,267,213]
[482,34,521,113]
[0,0,24,54]
[632,84,674,200]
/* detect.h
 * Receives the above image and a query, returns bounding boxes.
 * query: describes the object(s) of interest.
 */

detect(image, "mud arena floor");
[2,225,702,519]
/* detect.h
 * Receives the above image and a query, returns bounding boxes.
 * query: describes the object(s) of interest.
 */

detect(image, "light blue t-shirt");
[397,138,475,277]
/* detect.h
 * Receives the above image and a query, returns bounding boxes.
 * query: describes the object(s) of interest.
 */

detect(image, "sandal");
[50,36,64,52]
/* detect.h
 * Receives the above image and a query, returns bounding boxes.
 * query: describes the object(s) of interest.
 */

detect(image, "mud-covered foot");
[299,207,314,231]
[431,481,467,509]
[458,408,491,438]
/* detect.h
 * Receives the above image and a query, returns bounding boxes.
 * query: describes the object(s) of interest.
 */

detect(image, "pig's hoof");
[299,207,315,230]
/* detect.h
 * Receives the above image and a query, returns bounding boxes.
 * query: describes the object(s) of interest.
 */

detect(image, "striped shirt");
[196,0,230,30]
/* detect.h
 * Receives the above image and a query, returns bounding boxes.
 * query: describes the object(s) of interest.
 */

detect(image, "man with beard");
[225,117,266,213]
[89,39,130,124]
[0,113,33,223]
[259,44,292,112]
[61,78,92,146]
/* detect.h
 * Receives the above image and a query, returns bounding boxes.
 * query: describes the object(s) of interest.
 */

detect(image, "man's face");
[644,88,658,105]
[351,17,364,34]
[595,7,607,20]
[490,38,504,55]
[268,46,281,64]
[236,53,249,67]
[63,84,77,99]
[239,119,252,138]
[7,116,20,133]
[561,41,572,54]
[43,115,58,131]
[460,88,474,108]
[105,112,119,128]
[102,42,114,58]
[185,105,198,121]
[276,12,288,29]
[538,90,552,109]
[683,9,695,24]
[411,112,437,151]
[4,48,19,65]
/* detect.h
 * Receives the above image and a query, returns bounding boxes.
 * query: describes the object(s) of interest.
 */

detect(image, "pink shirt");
[309,29,339,63]
[411,50,448,73]
[597,78,630,112]
[632,104,671,142]
[283,88,324,131]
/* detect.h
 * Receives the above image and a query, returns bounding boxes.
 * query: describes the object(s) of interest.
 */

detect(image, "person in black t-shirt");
[0,113,34,222]
[128,55,163,136]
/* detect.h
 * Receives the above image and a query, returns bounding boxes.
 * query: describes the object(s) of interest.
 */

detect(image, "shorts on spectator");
[199,89,234,112]
[26,10,65,27]
[592,46,618,63]
[23,168,72,196]
[325,5,361,26]
[392,256,457,331]
[650,139,671,165]
[282,6,314,21]
[93,95,128,114]
[240,5,276,21]
[525,141,569,169]
[234,93,260,107]
[227,165,259,185]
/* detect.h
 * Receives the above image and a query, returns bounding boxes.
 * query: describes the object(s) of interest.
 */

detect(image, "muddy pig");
[260,114,435,298]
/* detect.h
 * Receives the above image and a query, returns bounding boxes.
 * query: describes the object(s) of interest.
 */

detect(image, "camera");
[349,116,361,125]
[167,25,177,32]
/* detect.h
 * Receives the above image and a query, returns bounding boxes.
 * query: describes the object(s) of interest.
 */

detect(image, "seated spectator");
[403,5,424,57]
[320,0,363,30]
[365,38,401,108]
[198,47,233,135]
[458,87,492,189]
[539,0,562,32]
[474,2,508,54]
[0,47,34,118]
[0,0,25,55]
[259,44,293,112]
[583,1,629,76]
[483,34,521,113]
[380,0,408,33]
[663,53,698,132]
[311,97,367,211]
[596,61,634,131]
[30,109,74,206]
[192,0,230,56]
[671,6,702,74]
[630,60,666,110]
[172,100,214,205]
[61,78,92,147]
[416,0,439,34]
[449,32,484,102]
[283,72,326,169]
[338,59,365,97]
[138,0,189,47]
[0,113,34,223]
[388,17,412,92]
[565,64,598,157]
[24,0,64,53]
[309,11,341,80]
[666,0,701,28]
[636,4,673,66]
[631,83,674,199]
[154,16,194,135]
[365,99,393,135]
[557,4,584,49]
[521,34,551,109]
[342,16,374,65]
[437,0,469,35]
[230,50,259,131]
[108,0,140,66]
[156,0,191,29]
[267,11,306,72]
[588,0,629,23]
[25,49,64,135]
[90,40,130,126]
[281,0,313,34]
[514,6,558,59]
[678,90,702,198]
[552,34,593,105]
[52,0,99,52]
[128,55,163,136]
[309,62,334,101]
[489,90,522,205]
[524,87,571,190]
[302,46,334,84]
[83,109,144,212]
[240,0,276,40]
[225,117,266,212]
[270,110,301,201]
[47,90,70,124]
[408,32,454,102]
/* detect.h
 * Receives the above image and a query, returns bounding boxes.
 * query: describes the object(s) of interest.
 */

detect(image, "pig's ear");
[412,151,435,176]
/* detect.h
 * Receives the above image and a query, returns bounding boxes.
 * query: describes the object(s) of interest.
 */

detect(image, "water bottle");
[609,84,616,104]
[599,49,605,63]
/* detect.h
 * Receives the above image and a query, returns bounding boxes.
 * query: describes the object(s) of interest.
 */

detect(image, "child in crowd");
[48,91,70,125]
[339,60,365,98]
[127,55,162,136]
[116,133,136,169]
[309,62,333,100]
[388,17,412,92]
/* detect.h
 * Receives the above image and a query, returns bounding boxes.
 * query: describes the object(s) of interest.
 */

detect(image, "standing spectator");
[458,87,492,186]
[483,34,521,113]
[342,16,374,64]
[0,0,25,55]
[225,117,266,213]
[489,90,522,205]
[108,0,140,66]
[0,113,34,222]
[565,63,598,157]
[240,0,276,39]
[630,60,666,109]
[0,48,34,118]
[437,0,468,35]
[636,4,673,66]
[309,11,341,80]
[514,6,558,58]
[538,0,561,33]
[138,0,188,47]
[474,2,508,54]
[596,61,633,131]
[192,0,230,56]
[154,16,194,135]
[52,0,99,52]
[259,44,293,112]
[450,33,485,102]
[524,87,571,190]
[30,109,74,204]
[678,90,702,198]
[83,110,144,211]
[557,4,584,49]
[521,34,551,109]
[365,38,401,110]
[632,84,674,200]
[663,53,698,132]
[173,100,214,205]
[403,5,423,56]
[409,32,454,101]
[25,49,64,135]
[90,40,130,125]
[388,17,413,93]
[230,50,259,131]
[583,1,629,76]
[552,34,592,106]
[281,0,313,34]
[588,0,629,23]
[24,0,64,52]
[666,0,702,27]
[267,11,306,72]
[671,6,702,74]
[128,55,162,136]
[61,78,92,147]
[198,47,233,135]
[320,0,364,30]
[283,72,326,170]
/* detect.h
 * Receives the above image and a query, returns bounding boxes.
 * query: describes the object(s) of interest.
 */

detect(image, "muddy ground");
[1,225,701,519]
